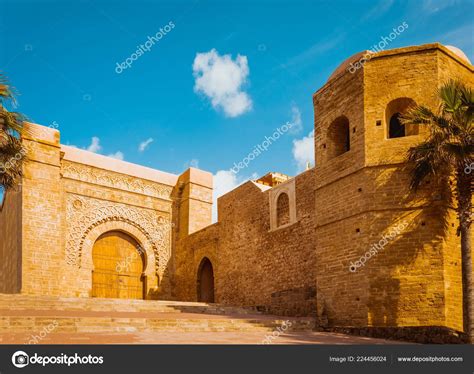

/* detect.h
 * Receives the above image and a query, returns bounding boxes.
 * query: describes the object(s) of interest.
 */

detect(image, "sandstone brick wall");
[173,223,219,301]
[173,168,213,241]
[0,188,22,293]
[314,44,473,330]
[1,123,182,299]
[1,44,471,337]
[176,169,316,316]
[19,126,64,296]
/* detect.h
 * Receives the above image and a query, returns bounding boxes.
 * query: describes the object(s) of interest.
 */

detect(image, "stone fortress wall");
[0,43,472,336]
[175,43,474,334]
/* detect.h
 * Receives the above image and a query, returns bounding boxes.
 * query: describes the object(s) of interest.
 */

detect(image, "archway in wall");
[197,258,215,303]
[386,97,418,138]
[327,116,350,160]
[92,231,145,299]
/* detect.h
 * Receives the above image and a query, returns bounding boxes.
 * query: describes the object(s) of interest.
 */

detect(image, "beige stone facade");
[0,43,472,336]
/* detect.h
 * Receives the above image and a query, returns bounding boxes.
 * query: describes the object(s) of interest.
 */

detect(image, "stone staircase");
[0,294,315,334]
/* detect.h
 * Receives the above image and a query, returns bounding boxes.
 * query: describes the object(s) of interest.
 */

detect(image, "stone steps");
[0,294,257,315]
[1,316,313,333]
[0,294,315,335]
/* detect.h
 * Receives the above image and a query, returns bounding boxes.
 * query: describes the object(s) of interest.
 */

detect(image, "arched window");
[389,112,404,138]
[327,116,350,160]
[269,180,296,231]
[386,98,418,139]
[276,192,290,227]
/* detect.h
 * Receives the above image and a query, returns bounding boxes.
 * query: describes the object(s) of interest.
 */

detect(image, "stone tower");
[313,43,473,333]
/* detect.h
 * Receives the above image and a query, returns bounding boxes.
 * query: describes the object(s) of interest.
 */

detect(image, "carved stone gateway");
[65,194,171,275]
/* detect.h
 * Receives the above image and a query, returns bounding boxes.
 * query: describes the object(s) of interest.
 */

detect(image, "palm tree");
[401,79,473,343]
[0,74,27,192]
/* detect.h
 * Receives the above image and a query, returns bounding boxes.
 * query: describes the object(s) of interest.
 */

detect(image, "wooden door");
[198,258,215,303]
[92,231,144,299]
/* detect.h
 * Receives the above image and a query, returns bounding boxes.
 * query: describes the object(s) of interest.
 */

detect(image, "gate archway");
[197,257,215,303]
[92,231,145,299]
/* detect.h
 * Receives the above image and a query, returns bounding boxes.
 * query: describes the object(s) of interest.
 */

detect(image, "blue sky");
[1,0,473,216]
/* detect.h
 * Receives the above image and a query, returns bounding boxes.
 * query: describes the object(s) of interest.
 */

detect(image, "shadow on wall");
[320,162,454,330]
[363,162,453,328]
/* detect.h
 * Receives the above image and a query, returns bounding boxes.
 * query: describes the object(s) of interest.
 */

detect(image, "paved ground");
[0,331,405,345]
[0,309,311,320]
[0,299,408,345]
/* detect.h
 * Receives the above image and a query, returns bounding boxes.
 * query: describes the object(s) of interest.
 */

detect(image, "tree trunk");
[457,167,473,343]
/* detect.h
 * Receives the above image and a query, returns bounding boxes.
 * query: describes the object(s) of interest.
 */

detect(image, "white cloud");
[107,151,124,160]
[83,136,124,160]
[138,138,154,152]
[86,136,102,153]
[193,49,252,117]
[289,104,302,133]
[292,130,315,172]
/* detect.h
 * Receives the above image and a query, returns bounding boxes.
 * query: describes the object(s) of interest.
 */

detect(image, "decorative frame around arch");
[269,178,297,231]
[82,220,156,279]
[65,194,171,275]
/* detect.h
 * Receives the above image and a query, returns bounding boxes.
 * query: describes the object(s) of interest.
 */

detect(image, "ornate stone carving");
[62,161,173,200]
[66,194,171,273]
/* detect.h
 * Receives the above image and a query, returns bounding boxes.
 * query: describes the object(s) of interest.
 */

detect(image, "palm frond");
[405,79,473,194]
[406,138,445,190]
[0,109,26,134]
[0,73,18,106]
[459,84,474,113]
[0,133,27,191]
[438,79,462,114]
[440,142,473,165]
[400,105,457,133]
